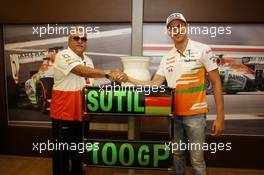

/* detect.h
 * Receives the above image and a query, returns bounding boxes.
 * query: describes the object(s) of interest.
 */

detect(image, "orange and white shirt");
[50,47,94,121]
[156,39,218,116]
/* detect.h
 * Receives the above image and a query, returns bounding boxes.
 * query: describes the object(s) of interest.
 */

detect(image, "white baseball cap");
[166,13,187,26]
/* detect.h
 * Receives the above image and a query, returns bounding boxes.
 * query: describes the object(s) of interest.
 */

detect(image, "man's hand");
[109,71,128,82]
[211,116,224,137]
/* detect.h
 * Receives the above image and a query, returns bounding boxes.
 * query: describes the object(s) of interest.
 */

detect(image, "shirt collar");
[175,38,192,57]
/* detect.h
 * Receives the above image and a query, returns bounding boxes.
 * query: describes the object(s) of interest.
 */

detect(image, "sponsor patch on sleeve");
[68,59,81,65]
[64,57,76,63]
[62,53,70,58]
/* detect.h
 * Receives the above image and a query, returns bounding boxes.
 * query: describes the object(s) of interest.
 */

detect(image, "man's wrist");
[104,70,111,79]
[127,76,133,83]
[216,114,225,120]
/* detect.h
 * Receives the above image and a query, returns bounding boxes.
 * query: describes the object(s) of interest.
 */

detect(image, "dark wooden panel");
[0,25,8,154]
[1,0,263,23]
[144,0,264,22]
[0,155,263,175]
[2,127,264,169]
[0,0,132,23]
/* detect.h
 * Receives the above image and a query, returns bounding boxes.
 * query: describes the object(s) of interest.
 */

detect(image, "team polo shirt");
[156,39,218,116]
[50,47,94,121]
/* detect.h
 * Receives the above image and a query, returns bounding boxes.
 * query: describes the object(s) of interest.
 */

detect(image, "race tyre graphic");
[7,76,19,108]
[255,70,264,91]
[225,90,238,94]
[36,77,54,113]
[206,78,213,94]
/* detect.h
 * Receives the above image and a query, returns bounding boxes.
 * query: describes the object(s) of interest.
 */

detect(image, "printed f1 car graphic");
[242,57,264,91]
[8,44,264,113]
[206,55,264,94]
[9,46,99,113]
[9,47,63,112]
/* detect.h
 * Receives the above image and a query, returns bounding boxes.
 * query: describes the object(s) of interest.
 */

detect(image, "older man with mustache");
[50,28,127,175]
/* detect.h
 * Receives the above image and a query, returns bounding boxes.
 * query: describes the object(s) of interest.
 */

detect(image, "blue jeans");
[171,113,207,175]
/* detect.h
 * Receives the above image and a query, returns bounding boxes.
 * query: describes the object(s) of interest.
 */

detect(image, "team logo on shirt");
[168,68,173,72]
[166,60,175,64]
[185,49,197,58]
[184,59,196,62]
[166,66,174,72]
[209,56,217,64]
